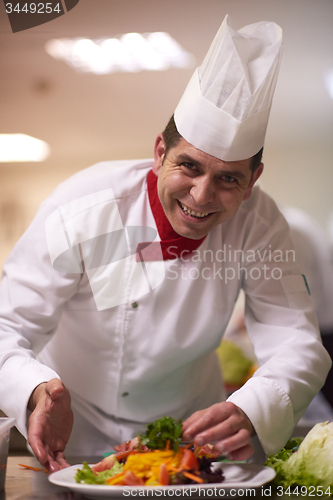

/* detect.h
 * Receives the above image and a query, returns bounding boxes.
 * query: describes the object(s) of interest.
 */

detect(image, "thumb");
[46,378,65,401]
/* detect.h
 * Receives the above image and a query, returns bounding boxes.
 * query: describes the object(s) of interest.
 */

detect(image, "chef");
[0,15,330,472]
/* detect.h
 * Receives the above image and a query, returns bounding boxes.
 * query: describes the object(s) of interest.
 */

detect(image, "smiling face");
[152,134,263,240]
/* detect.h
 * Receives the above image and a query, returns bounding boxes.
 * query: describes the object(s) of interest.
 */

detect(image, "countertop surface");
[0,455,328,500]
[0,456,328,500]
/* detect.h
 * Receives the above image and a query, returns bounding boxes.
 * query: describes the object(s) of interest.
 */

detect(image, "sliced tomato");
[91,454,117,474]
[180,449,199,471]
[158,463,169,486]
[123,470,145,486]
[114,437,140,453]
[113,437,149,459]
[194,443,220,458]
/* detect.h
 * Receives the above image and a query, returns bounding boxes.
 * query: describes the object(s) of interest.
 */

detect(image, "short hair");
[162,115,183,158]
[162,115,263,173]
[250,147,263,173]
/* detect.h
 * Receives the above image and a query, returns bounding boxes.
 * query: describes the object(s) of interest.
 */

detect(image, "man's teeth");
[180,202,209,218]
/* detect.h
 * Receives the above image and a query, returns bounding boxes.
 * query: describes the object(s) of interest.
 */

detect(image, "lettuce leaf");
[265,422,333,489]
[75,461,124,485]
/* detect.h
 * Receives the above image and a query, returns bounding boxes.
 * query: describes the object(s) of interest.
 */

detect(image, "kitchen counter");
[1,455,89,500]
[0,455,328,500]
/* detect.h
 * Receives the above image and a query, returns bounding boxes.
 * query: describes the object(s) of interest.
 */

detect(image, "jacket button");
[121,392,129,397]
[131,301,138,309]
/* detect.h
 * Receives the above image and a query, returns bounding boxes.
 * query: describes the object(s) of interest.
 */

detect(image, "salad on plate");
[75,416,224,487]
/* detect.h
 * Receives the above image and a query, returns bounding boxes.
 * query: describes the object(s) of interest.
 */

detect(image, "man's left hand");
[182,402,255,461]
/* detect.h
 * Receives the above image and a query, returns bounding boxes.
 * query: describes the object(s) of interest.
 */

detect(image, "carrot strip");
[178,463,192,470]
[182,471,204,483]
[184,441,194,449]
[168,466,181,473]
[18,464,47,472]
[106,471,126,485]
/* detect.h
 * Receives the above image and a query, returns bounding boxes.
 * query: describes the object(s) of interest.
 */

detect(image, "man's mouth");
[178,201,212,219]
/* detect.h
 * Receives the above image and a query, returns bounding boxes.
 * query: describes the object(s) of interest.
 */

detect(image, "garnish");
[138,416,183,452]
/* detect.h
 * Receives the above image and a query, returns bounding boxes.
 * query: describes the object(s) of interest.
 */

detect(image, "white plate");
[49,462,276,499]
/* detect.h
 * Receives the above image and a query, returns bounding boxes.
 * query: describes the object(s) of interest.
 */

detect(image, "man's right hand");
[27,378,74,472]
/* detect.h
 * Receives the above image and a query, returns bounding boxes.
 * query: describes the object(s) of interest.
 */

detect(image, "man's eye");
[180,162,198,175]
[222,175,236,183]
[181,162,195,170]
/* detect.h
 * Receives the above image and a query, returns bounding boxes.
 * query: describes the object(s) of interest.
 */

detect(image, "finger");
[54,451,71,469]
[194,417,242,446]
[183,408,220,439]
[28,433,49,466]
[28,420,60,471]
[44,455,62,472]
[214,428,252,454]
[43,449,70,472]
[36,444,63,472]
[182,409,202,430]
[183,403,232,440]
[225,443,254,462]
[46,378,65,400]
[30,441,60,472]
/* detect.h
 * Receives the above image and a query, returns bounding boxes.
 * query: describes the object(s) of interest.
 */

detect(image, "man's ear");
[152,133,166,176]
[243,163,264,201]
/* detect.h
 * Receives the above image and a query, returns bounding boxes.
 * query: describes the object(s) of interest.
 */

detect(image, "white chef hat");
[174,15,283,161]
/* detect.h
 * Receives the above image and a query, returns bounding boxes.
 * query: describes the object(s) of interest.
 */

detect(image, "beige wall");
[0,164,73,270]
[262,144,333,230]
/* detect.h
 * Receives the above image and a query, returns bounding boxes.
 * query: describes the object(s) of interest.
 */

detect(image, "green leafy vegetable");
[265,422,333,489]
[264,437,303,486]
[75,461,124,485]
[139,416,183,452]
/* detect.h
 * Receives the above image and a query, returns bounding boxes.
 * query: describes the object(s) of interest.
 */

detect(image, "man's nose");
[190,176,214,206]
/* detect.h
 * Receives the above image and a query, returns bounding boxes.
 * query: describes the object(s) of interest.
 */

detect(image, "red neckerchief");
[136,169,206,261]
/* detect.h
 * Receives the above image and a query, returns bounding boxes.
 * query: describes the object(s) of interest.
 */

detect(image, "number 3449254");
[5,3,62,14]
[277,485,332,497]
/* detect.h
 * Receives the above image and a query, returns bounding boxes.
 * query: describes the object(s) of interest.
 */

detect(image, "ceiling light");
[45,32,195,74]
[0,134,50,162]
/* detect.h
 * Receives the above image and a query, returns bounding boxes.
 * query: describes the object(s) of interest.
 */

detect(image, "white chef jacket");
[0,159,330,456]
